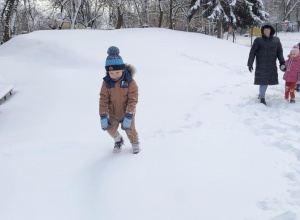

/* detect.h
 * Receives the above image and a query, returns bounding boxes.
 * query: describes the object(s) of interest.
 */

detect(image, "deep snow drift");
[0,28,300,220]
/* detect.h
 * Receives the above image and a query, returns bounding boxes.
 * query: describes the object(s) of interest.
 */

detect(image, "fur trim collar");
[125,63,136,76]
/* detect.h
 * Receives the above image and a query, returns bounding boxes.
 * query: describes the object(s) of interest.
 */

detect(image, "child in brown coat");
[99,46,140,154]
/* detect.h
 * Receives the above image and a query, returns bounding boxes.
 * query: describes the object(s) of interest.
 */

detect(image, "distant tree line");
[0,0,298,44]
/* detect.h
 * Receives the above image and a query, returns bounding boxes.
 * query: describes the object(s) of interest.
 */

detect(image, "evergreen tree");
[235,0,268,27]
[188,0,268,28]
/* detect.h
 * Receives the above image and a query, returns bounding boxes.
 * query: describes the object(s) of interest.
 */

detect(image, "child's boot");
[285,95,289,101]
[290,99,296,103]
[131,144,140,154]
[260,98,266,105]
[113,136,124,153]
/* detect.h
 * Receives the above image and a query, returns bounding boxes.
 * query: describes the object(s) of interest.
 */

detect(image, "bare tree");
[52,0,69,29]
[143,0,149,27]
[116,0,123,29]
[68,0,82,29]
[283,0,300,21]
[1,0,19,43]
[10,0,19,36]
[106,0,124,29]
[158,0,163,27]
[169,0,190,30]
[0,1,10,20]
[51,0,83,29]
[78,0,106,28]
[22,0,37,32]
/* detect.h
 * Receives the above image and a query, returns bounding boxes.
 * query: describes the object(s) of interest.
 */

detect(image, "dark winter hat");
[105,46,125,71]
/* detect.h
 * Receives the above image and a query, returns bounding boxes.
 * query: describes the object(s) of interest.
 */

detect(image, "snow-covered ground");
[230,31,300,48]
[1,28,300,220]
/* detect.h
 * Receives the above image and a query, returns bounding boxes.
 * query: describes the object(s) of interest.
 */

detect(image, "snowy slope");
[0,28,300,220]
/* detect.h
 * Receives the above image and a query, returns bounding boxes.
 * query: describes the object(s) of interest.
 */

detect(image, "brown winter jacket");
[99,64,138,120]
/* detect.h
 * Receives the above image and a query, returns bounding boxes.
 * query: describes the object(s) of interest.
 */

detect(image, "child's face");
[290,53,297,58]
[109,70,123,81]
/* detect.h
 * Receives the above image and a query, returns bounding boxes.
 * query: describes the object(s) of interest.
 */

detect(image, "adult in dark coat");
[247,23,285,105]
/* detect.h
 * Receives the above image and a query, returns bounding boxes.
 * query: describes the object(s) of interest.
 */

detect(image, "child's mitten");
[100,115,111,130]
[119,113,133,130]
[280,64,286,71]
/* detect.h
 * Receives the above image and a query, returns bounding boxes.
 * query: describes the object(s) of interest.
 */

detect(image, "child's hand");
[100,115,111,130]
[280,64,286,71]
[119,113,133,130]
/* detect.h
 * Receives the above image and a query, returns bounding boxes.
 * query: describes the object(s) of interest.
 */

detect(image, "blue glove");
[100,115,111,130]
[119,113,133,130]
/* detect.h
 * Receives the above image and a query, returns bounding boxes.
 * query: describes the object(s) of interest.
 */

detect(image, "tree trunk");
[58,5,65,29]
[23,0,30,32]
[0,0,10,20]
[10,0,19,37]
[143,0,149,27]
[134,2,143,27]
[70,0,81,29]
[217,19,222,39]
[23,0,35,32]
[158,0,163,28]
[116,3,123,29]
[169,0,173,29]
[2,0,15,43]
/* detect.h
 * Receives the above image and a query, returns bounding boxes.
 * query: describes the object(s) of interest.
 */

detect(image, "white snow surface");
[1,28,300,220]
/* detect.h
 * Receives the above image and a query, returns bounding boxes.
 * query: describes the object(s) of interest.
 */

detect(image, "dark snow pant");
[285,82,297,100]
[107,116,139,145]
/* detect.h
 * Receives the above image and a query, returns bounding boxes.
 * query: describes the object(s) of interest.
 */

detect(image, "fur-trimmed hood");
[103,63,137,89]
[125,63,136,77]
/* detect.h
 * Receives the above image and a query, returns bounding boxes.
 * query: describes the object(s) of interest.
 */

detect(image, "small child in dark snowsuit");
[282,45,300,103]
[99,46,140,154]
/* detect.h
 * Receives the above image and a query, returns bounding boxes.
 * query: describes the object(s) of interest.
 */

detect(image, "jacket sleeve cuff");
[100,114,108,119]
[125,113,133,119]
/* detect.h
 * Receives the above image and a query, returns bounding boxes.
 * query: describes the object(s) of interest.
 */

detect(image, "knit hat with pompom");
[290,45,299,56]
[105,46,125,71]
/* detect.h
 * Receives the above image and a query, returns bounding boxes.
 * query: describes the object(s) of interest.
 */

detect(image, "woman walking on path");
[247,23,285,105]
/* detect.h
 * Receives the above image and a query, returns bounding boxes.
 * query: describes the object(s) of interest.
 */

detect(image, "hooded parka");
[283,55,300,82]
[247,23,285,85]
[99,64,138,120]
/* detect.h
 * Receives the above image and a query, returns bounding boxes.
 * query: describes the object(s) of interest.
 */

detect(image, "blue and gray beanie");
[105,46,125,71]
